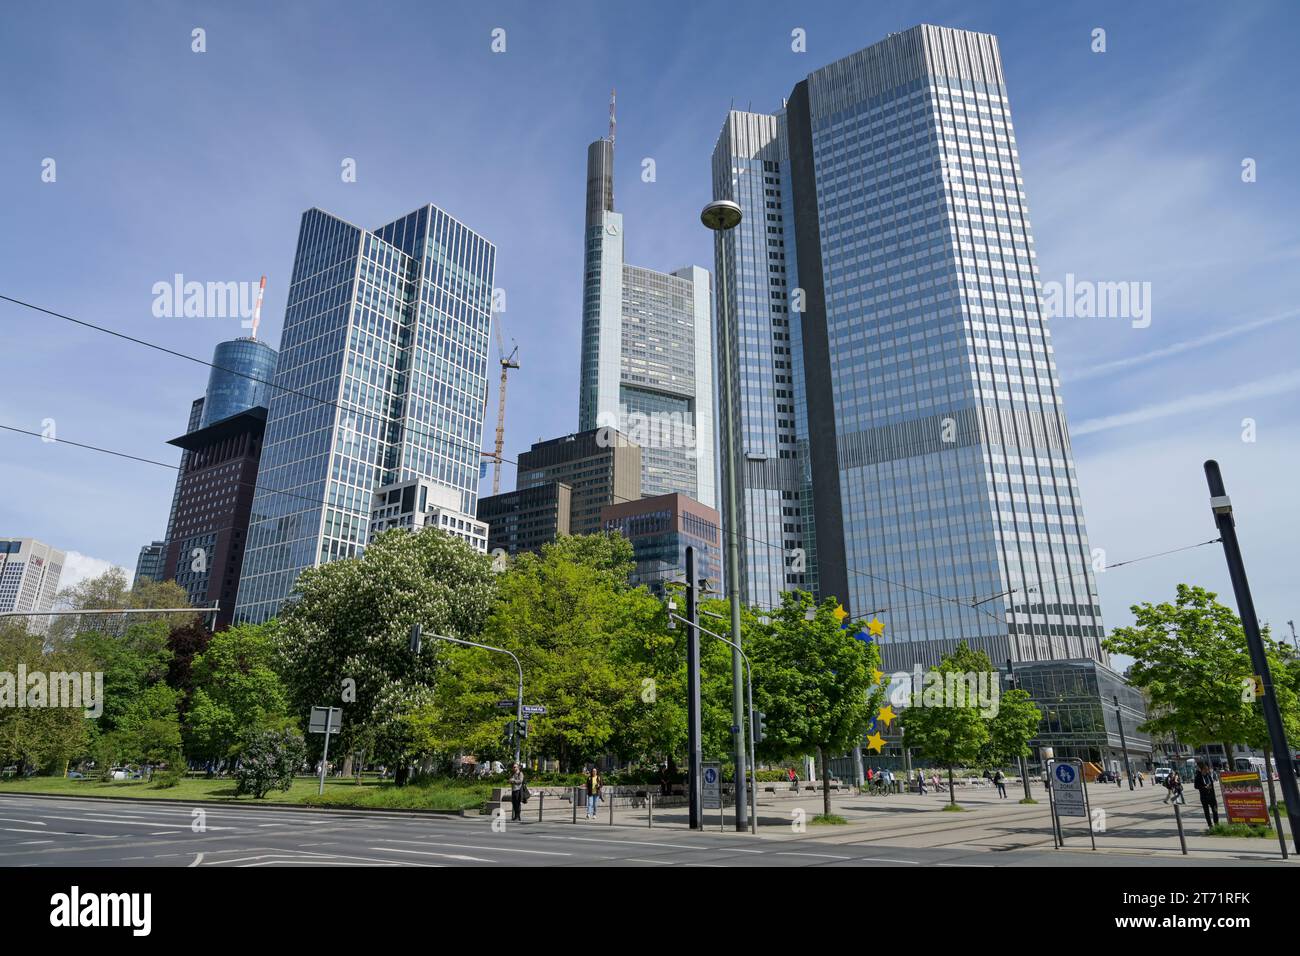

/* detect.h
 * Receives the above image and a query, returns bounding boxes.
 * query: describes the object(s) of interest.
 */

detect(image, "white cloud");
[1072,369,1300,436]
[59,551,126,591]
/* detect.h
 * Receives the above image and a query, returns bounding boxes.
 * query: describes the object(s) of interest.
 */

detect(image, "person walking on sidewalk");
[993,769,1007,799]
[1193,761,1220,826]
[917,770,927,795]
[509,763,525,822]
[585,766,603,819]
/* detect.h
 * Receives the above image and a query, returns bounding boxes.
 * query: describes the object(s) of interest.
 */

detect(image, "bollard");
[648,793,654,828]
[609,788,614,825]
[1173,801,1188,855]
[573,786,578,824]
[538,791,544,823]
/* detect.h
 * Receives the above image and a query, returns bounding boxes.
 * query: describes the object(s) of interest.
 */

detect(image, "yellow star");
[876,704,896,727]
[867,617,885,637]
[871,667,886,685]
[832,604,847,623]
[865,731,885,753]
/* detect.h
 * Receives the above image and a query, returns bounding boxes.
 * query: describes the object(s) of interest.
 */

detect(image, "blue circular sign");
[1053,764,1076,784]
[704,768,718,784]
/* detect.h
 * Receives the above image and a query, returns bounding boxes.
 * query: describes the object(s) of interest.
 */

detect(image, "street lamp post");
[1005,659,1033,801]
[700,198,749,831]
[409,625,525,766]
[1114,694,1134,790]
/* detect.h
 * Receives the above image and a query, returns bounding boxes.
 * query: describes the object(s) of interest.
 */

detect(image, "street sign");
[702,761,722,810]
[308,706,342,735]
[1049,759,1086,817]
[1221,771,1269,825]
[496,700,516,709]
[521,704,547,715]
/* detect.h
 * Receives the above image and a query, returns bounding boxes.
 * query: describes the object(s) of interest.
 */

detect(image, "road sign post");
[309,706,343,796]
[1047,758,1094,850]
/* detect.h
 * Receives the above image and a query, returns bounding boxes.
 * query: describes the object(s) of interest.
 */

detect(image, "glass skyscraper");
[713,25,1105,670]
[235,204,495,623]
[579,131,716,507]
[201,338,279,427]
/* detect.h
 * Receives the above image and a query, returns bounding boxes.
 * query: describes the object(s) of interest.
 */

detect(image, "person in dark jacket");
[1193,761,1219,826]
[993,769,1007,799]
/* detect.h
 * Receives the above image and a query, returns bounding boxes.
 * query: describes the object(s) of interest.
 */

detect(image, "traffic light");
[754,711,767,745]
[518,717,530,738]
[408,624,422,654]
[504,720,517,745]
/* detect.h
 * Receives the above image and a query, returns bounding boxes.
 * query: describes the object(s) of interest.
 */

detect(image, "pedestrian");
[585,766,602,819]
[1168,769,1186,805]
[1193,761,1219,827]
[1137,771,1144,788]
[994,769,1007,799]
[509,762,525,822]
[917,770,927,795]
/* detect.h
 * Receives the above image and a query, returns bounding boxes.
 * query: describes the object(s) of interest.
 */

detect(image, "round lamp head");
[700,199,742,231]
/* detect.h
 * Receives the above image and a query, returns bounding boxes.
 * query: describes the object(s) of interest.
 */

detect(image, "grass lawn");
[809,813,848,825]
[0,774,492,812]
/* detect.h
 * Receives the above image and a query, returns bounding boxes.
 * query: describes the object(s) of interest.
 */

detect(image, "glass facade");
[714,26,1104,669]
[235,204,495,623]
[201,338,279,427]
[710,113,817,608]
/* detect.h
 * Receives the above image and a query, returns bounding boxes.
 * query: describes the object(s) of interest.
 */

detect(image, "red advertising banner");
[1219,771,1268,825]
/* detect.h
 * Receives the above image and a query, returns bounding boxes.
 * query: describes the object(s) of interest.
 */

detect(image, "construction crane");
[486,321,520,495]
[249,275,266,340]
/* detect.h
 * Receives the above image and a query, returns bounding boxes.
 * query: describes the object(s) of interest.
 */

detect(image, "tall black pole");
[1204,460,1300,853]
[685,546,702,830]
[1114,694,1134,790]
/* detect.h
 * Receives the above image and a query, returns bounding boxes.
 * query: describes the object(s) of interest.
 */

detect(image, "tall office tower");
[134,541,167,584]
[163,407,268,629]
[236,205,495,623]
[578,125,716,507]
[0,538,65,628]
[710,112,818,608]
[713,25,1105,670]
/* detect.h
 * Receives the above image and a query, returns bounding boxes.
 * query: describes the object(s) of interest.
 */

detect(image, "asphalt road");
[0,794,1276,867]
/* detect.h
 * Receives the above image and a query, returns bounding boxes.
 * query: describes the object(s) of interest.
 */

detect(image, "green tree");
[113,682,183,768]
[185,622,291,764]
[66,620,171,734]
[749,592,884,818]
[426,534,660,771]
[0,624,93,775]
[274,527,497,784]
[899,643,995,806]
[234,729,307,798]
[1102,584,1290,760]
[982,687,1041,784]
[50,567,195,641]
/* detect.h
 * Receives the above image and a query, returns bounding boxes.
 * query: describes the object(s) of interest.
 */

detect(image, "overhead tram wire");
[968,538,1223,608]
[1,292,1208,625]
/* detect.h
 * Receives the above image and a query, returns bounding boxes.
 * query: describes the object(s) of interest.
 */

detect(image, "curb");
[0,789,478,818]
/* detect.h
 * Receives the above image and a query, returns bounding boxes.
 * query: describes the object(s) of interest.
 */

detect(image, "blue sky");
[2,1,1297,643]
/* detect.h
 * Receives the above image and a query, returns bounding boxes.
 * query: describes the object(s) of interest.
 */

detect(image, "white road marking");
[368,846,491,863]
[533,834,764,853]
[775,851,852,860]
[372,837,572,857]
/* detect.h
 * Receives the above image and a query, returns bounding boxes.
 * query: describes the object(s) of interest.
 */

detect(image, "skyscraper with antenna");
[577,97,716,507]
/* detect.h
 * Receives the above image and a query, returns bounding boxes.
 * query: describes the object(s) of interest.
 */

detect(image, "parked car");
[66,771,85,779]
[1152,767,1172,787]
[110,767,142,780]
[1096,770,1117,783]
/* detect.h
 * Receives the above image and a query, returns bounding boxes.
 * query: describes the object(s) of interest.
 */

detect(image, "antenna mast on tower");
[609,88,616,147]
[249,275,266,340]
